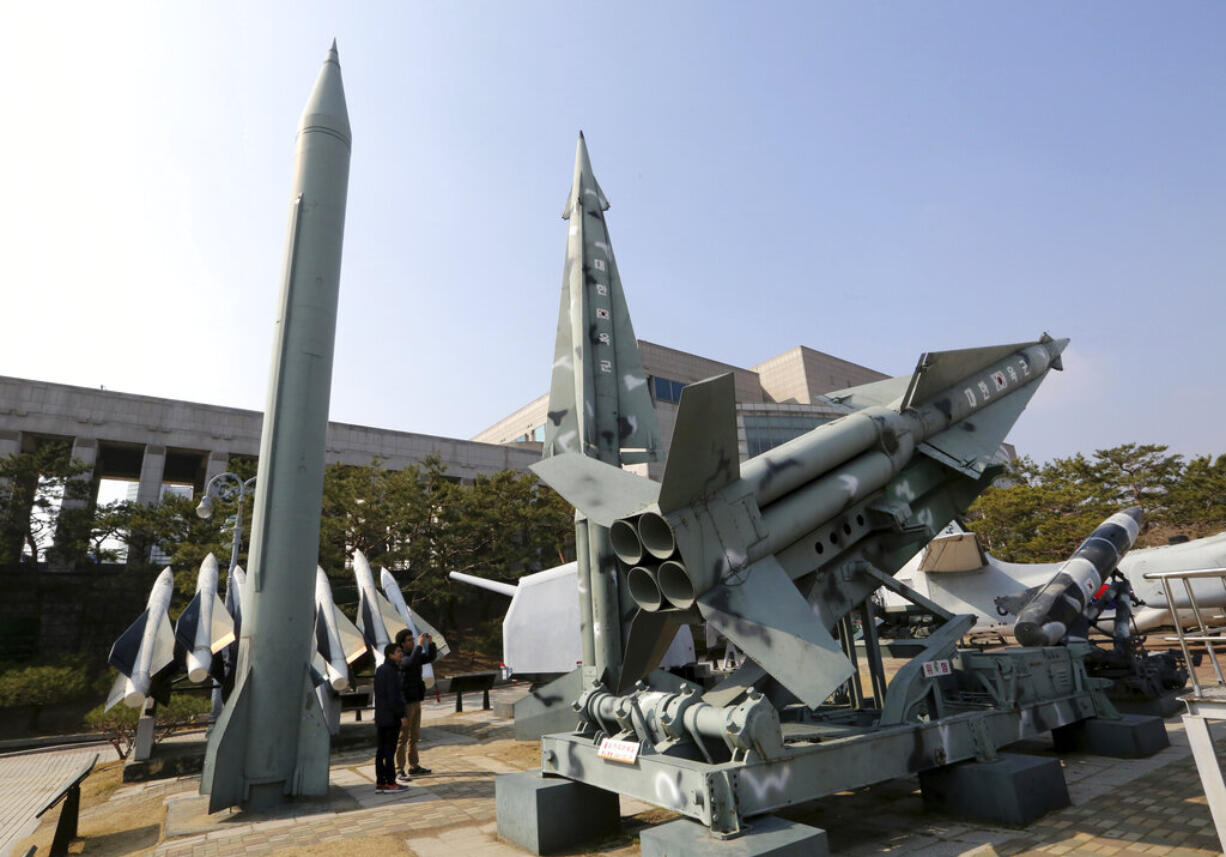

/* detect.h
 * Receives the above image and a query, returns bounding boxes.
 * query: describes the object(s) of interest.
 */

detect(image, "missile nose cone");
[299,40,351,145]
[563,131,609,217]
[1122,506,1144,525]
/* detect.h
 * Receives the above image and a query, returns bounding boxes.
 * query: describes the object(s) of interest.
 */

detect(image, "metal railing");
[1142,565,1226,854]
[1142,566,1226,697]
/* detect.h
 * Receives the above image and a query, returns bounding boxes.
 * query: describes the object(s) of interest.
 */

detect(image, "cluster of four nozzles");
[611,511,695,612]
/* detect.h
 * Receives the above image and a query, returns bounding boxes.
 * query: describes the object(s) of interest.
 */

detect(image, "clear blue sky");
[2,2,1222,464]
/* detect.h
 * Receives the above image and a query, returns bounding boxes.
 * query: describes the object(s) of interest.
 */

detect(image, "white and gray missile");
[380,567,449,688]
[202,41,352,812]
[314,567,366,690]
[353,549,398,666]
[1014,507,1143,646]
[175,553,236,683]
[106,567,177,710]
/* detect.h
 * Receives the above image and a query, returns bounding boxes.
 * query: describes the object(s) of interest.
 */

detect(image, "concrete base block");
[495,772,619,855]
[1052,713,1170,758]
[641,815,828,857]
[919,753,1069,827]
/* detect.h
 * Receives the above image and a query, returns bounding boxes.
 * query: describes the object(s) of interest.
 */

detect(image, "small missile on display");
[1013,507,1143,647]
[106,567,177,710]
[175,553,236,683]
[380,567,449,687]
[314,567,366,690]
[353,549,396,665]
[535,336,1068,707]
[202,41,351,813]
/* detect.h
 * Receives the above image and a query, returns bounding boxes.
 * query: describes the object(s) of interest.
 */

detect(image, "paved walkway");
[0,744,105,857]
[10,690,1226,857]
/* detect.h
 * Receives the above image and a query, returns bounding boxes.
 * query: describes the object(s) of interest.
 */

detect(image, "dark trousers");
[376,723,401,785]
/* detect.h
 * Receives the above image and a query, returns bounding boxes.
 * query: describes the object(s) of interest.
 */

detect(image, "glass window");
[532,425,545,442]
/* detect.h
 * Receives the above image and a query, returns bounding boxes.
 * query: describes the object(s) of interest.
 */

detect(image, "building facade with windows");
[473,341,892,479]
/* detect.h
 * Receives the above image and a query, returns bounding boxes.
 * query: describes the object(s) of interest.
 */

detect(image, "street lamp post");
[197,472,256,721]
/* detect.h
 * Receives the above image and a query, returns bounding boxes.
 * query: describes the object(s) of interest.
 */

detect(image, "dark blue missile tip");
[1121,506,1143,525]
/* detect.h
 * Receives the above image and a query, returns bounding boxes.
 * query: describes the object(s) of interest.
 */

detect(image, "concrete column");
[51,437,99,570]
[136,445,167,506]
[204,450,230,487]
[0,430,20,460]
[59,437,98,514]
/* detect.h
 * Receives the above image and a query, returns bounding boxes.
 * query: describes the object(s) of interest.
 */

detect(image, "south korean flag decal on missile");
[992,371,1007,391]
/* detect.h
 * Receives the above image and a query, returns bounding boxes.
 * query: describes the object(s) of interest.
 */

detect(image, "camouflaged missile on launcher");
[544,133,667,693]
[535,335,1068,709]
[508,334,1160,844]
[202,41,351,813]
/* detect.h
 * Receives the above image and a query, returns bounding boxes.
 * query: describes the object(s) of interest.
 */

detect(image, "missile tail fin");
[210,594,235,652]
[174,593,202,651]
[376,593,408,639]
[696,556,852,709]
[108,608,150,675]
[333,608,367,664]
[901,341,1035,411]
[104,672,128,712]
[531,453,660,527]
[152,611,177,675]
[920,376,1043,478]
[618,609,687,692]
[657,373,740,514]
[202,663,253,809]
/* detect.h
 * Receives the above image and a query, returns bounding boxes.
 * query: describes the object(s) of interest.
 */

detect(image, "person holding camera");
[393,628,438,781]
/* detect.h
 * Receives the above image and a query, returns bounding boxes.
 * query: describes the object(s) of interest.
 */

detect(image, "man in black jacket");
[373,643,406,793]
[394,628,437,780]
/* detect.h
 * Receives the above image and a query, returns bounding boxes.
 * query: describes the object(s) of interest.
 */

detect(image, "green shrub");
[0,664,90,709]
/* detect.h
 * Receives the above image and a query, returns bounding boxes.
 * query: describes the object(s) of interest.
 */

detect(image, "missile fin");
[356,592,378,648]
[108,608,150,675]
[531,453,660,527]
[151,611,177,675]
[210,594,235,652]
[314,610,333,662]
[376,592,408,639]
[919,376,1043,478]
[901,341,1035,411]
[174,593,202,652]
[696,556,853,710]
[617,609,687,692]
[104,672,128,712]
[657,373,740,514]
[819,374,913,413]
[407,606,450,659]
[202,665,254,810]
[333,608,367,664]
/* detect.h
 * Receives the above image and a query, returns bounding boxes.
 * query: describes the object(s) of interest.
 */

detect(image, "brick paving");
[10,689,1226,857]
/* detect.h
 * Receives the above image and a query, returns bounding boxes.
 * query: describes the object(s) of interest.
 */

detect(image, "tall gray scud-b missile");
[202,41,351,813]
[545,133,663,691]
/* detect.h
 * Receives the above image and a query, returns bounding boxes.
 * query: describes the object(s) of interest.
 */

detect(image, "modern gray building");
[473,340,893,479]
[0,375,540,559]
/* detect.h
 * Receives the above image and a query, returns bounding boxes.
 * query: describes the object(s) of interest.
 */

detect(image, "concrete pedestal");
[133,715,156,762]
[495,772,619,855]
[641,816,827,857]
[1051,713,1170,758]
[919,753,1070,827]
